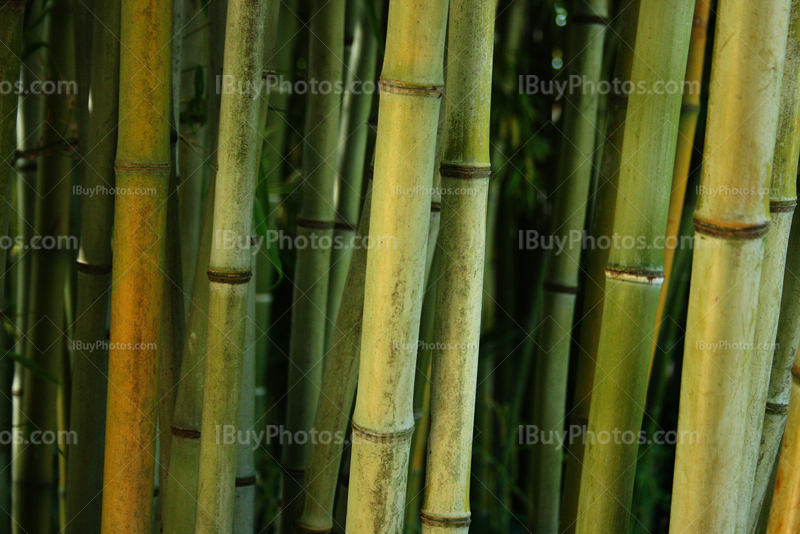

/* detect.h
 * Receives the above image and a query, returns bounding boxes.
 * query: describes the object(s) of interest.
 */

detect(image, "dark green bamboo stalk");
[64,0,120,530]
[668,1,792,531]
[13,2,74,530]
[280,0,344,528]
[529,2,609,530]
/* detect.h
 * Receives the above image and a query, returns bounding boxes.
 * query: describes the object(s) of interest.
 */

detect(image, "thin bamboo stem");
[193,0,268,530]
[99,0,172,529]
[64,0,120,530]
[294,183,372,534]
[529,1,609,530]
[740,2,800,530]
[345,0,448,529]
[13,2,74,530]
[668,0,793,531]
[280,0,344,528]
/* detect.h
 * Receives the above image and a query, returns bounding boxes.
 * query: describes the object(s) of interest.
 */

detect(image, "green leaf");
[5,352,60,385]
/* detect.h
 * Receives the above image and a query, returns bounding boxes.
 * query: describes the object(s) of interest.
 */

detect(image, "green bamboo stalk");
[294,183,372,534]
[63,0,120,530]
[234,258,257,533]
[161,6,227,531]
[279,0,344,528]
[404,251,439,534]
[419,1,494,531]
[765,323,800,533]
[560,4,639,532]
[12,2,74,531]
[529,1,609,530]
[573,1,693,532]
[345,0,448,530]
[324,2,381,353]
[178,0,210,303]
[651,0,711,371]
[99,0,172,529]
[668,1,792,531]
[740,2,800,530]
[193,0,268,530]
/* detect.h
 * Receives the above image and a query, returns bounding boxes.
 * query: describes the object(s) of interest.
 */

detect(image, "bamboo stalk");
[193,0,268,530]
[64,0,120,530]
[560,4,639,531]
[668,0,793,531]
[0,3,23,529]
[573,1,694,532]
[324,1,381,353]
[279,0,344,528]
[651,0,711,365]
[529,1,609,530]
[345,0,448,530]
[740,2,800,530]
[234,257,257,533]
[294,183,372,534]
[419,0,494,531]
[13,1,74,530]
[99,0,172,529]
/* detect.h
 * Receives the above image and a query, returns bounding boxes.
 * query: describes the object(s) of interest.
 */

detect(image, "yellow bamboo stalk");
[100,0,172,530]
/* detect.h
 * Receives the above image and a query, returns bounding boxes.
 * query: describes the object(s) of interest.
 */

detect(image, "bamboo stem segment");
[668,0,793,531]
[345,0,449,530]
[193,0,268,530]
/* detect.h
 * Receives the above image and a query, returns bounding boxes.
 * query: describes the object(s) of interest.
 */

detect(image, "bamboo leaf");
[5,352,60,385]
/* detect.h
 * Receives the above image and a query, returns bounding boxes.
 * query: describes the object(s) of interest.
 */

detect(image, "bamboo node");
[76,261,112,275]
[765,402,789,415]
[419,511,472,528]
[431,202,442,213]
[293,523,331,534]
[334,220,357,232]
[282,467,305,479]
[542,282,578,294]
[114,161,171,175]
[235,475,257,487]
[605,266,664,285]
[693,217,769,240]
[439,163,492,180]
[207,269,252,284]
[351,421,415,442]
[170,425,200,439]
[379,79,444,98]
[770,199,797,213]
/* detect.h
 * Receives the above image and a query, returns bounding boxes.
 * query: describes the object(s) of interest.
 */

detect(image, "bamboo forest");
[4,0,800,532]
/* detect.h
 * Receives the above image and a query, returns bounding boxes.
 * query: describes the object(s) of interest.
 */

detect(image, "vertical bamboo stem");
[13,2,74,530]
[419,0,494,531]
[280,0,344,528]
[345,0,448,530]
[193,0,268,530]
[100,0,172,529]
[64,0,120,530]
[560,4,639,532]
[529,1,609,530]
[573,1,694,532]
[668,1,792,531]
[740,2,800,530]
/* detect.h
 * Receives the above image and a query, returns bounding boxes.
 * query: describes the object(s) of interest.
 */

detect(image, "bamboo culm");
[668,1,792,531]
[64,0,120,531]
[529,1,609,530]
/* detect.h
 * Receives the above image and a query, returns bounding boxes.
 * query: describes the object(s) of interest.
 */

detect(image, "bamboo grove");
[4,0,800,533]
